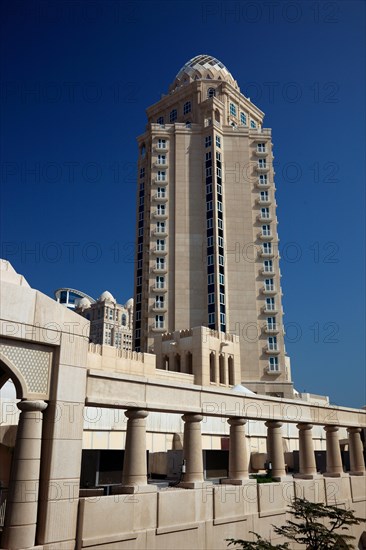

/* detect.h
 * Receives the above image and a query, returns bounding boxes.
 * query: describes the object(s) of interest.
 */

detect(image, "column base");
[111,484,157,494]
[293,473,323,480]
[178,481,212,489]
[349,471,366,476]
[221,478,256,486]
[272,475,293,482]
[323,472,348,478]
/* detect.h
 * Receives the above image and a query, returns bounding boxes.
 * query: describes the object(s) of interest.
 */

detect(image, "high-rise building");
[133,55,293,397]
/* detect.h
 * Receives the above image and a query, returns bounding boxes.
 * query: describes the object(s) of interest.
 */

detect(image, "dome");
[170,54,238,92]
[125,297,134,308]
[76,297,91,309]
[98,291,116,303]
[231,384,256,395]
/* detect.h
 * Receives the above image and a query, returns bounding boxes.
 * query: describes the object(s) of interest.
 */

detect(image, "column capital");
[296,423,313,431]
[265,420,283,429]
[182,413,203,423]
[347,427,362,434]
[17,400,48,413]
[324,425,339,433]
[124,409,148,420]
[228,417,246,426]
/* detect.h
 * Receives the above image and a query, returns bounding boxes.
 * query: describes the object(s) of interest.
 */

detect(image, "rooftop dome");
[231,384,256,395]
[125,297,134,308]
[76,297,91,309]
[170,54,238,92]
[98,291,116,303]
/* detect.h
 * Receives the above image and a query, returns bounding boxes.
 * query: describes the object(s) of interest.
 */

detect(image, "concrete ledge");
[259,509,286,518]
[156,522,199,535]
[213,515,247,525]
[82,532,137,547]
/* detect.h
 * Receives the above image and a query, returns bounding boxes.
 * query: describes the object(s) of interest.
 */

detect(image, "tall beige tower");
[133,55,293,397]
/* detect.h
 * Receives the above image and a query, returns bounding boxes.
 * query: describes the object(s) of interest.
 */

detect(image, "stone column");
[223,417,249,484]
[324,425,343,476]
[121,409,150,491]
[347,427,365,475]
[214,353,219,384]
[180,414,204,488]
[2,400,47,550]
[296,423,317,478]
[265,421,286,479]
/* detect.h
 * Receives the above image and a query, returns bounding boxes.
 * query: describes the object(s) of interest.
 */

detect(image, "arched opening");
[161,355,169,370]
[209,352,215,383]
[207,87,216,98]
[186,352,193,375]
[214,109,220,123]
[228,356,234,386]
[121,314,127,326]
[219,354,225,384]
[174,354,181,372]
[358,532,366,549]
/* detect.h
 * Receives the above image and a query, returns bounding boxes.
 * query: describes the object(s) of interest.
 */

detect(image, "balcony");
[152,229,168,237]
[151,304,167,313]
[255,149,267,156]
[260,249,275,258]
[258,232,273,241]
[152,246,167,255]
[261,267,275,276]
[155,161,169,168]
[261,305,278,314]
[266,366,281,374]
[257,213,273,222]
[153,211,168,220]
[261,285,276,295]
[150,324,166,332]
[263,323,279,334]
[154,143,168,152]
[151,266,167,275]
[265,345,280,355]
[151,285,167,293]
[256,165,270,173]
[153,178,168,186]
[256,197,271,206]
[152,193,168,202]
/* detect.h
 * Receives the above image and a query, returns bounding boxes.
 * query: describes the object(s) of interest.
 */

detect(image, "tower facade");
[133,55,293,396]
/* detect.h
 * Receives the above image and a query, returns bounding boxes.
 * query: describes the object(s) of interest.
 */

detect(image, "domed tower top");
[169,54,239,93]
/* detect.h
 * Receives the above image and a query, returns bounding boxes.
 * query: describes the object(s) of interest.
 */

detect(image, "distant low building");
[75,291,134,351]
[54,287,95,309]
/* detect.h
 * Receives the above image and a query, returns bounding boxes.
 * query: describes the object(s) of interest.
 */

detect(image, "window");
[137,276,142,286]
[122,314,127,326]
[156,276,165,289]
[217,201,222,212]
[220,312,226,324]
[264,278,274,291]
[262,242,272,254]
[250,120,257,128]
[262,225,271,237]
[156,221,166,233]
[229,102,237,116]
[157,171,166,181]
[157,116,164,125]
[155,295,164,309]
[206,183,212,194]
[257,143,266,152]
[158,138,167,149]
[207,236,214,247]
[265,297,275,311]
[138,243,143,253]
[260,191,269,202]
[268,336,278,350]
[261,207,270,219]
[240,112,247,125]
[219,292,225,304]
[208,312,215,324]
[139,196,144,206]
[263,260,273,272]
[156,239,165,251]
[155,315,164,329]
[219,273,225,285]
[156,257,165,269]
[183,101,191,115]
[138,212,144,221]
[216,167,221,178]
[205,151,212,161]
[157,154,166,165]
[215,135,221,148]
[206,200,213,211]
[205,135,212,147]
[217,183,222,194]
[139,167,145,179]
[170,109,177,122]
[216,152,221,161]
[267,316,276,329]
[157,187,166,198]
[218,236,224,247]
[207,87,216,98]
[206,167,212,177]
[259,174,268,185]
[218,254,224,266]
[208,293,215,304]
[207,218,213,229]
[207,254,214,266]
[268,356,279,371]
[156,204,166,216]
[136,293,142,303]
[258,159,267,169]
[218,219,223,229]
[208,273,214,285]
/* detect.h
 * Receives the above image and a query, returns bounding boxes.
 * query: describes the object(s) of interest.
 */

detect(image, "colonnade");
[2,404,365,548]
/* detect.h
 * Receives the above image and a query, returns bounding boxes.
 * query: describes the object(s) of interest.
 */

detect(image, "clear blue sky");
[1,0,365,407]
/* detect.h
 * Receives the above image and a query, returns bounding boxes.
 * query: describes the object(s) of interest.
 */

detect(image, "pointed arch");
[0,354,28,399]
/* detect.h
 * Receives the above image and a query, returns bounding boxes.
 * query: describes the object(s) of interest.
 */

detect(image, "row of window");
[229,102,258,128]
[156,101,192,125]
